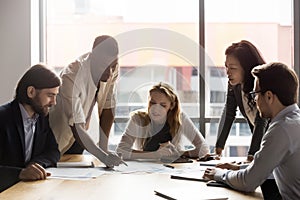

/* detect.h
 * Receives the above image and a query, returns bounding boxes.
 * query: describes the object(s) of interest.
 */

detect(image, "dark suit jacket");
[216,84,268,155]
[0,100,60,192]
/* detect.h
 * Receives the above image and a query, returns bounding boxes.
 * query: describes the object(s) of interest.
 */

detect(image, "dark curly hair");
[15,64,61,104]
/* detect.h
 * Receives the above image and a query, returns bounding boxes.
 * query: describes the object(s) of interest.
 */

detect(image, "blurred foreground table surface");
[0,155,263,200]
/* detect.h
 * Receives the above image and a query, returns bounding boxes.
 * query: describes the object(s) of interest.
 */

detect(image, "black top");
[216,83,268,155]
[143,123,172,151]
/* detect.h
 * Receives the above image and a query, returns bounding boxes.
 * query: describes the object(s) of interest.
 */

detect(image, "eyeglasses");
[249,90,264,100]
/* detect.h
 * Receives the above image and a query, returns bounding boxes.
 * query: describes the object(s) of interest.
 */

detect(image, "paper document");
[199,160,220,167]
[112,160,176,174]
[46,167,105,180]
[199,157,247,167]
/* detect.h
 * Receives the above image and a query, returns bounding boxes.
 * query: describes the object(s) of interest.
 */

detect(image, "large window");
[45,0,295,154]
[204,0,294,156]
[45,0,200,148]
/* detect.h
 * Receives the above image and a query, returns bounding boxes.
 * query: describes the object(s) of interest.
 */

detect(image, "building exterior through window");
[45,0,294,156]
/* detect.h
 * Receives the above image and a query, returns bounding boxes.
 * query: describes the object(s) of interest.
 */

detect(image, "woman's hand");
[215,147,223,157]
[104,152,124,168]
[156,141,180,159]
[246,155,254,162]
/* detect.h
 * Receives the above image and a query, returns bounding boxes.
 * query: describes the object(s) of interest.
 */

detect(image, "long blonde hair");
[133,82,182,139]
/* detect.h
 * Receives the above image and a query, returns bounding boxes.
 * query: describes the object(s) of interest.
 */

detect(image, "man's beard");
[28,96,49,116]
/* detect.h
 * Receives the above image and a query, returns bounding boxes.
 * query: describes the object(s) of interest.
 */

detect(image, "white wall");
[0,0,31,104]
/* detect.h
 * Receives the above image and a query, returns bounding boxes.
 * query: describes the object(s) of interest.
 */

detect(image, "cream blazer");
[49,53,118,154]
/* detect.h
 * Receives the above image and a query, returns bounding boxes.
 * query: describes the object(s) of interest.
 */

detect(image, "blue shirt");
[19,104,39,163]
[214,104,300,200]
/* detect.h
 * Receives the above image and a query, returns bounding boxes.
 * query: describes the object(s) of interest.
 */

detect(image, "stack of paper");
[57,161,94,168]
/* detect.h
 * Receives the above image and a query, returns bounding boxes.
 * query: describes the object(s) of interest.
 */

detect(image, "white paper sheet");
[111,160,176,174]
[46,167,105,180]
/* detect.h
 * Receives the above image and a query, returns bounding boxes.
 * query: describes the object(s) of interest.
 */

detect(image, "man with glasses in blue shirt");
[203,62,300,199]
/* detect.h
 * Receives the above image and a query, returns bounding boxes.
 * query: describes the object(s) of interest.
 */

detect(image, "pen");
[163,164,174,169]
[120,159,128,166]
[154,190,176,200]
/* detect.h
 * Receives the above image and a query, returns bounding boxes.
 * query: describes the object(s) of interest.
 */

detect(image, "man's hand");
[216,162,240,170]
[19,163,50,181]
[203,168,217,181]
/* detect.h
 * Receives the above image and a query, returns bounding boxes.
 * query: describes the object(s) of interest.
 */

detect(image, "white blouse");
[116,111,209,159]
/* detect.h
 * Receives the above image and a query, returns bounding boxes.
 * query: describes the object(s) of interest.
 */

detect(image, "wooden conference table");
[0,155,263,200]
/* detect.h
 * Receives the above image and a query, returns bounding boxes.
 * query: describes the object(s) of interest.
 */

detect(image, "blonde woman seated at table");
[116,82,209,160]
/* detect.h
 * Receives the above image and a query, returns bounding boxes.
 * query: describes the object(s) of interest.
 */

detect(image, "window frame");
[38,0,300,139]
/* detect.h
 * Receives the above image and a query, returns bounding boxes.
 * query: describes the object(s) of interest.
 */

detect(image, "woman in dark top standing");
[214,40,281,200]
[215,40,267,161]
